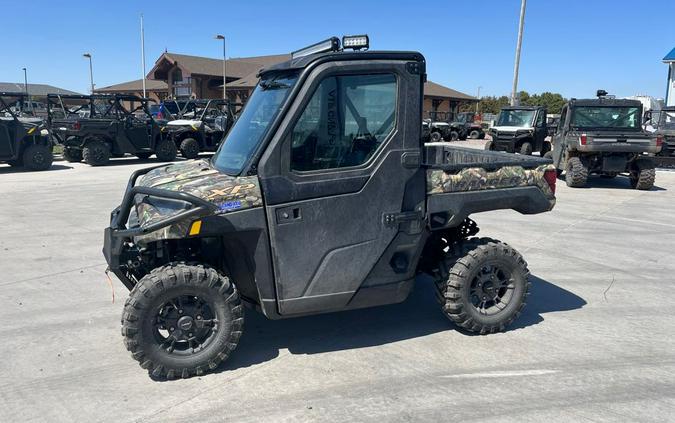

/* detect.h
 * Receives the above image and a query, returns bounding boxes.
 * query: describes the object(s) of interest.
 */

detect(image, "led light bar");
[342,35,369,51]
[291,37,340,59]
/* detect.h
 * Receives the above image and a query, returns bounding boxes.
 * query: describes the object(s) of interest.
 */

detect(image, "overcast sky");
[1,0,673,99]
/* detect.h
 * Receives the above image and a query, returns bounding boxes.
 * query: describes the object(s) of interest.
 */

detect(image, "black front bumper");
[102,165,218,290]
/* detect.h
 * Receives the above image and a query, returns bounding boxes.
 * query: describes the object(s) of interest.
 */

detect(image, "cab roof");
[259,50,425,77]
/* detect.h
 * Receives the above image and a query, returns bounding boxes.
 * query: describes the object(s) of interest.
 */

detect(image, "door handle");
[276,206,301,224]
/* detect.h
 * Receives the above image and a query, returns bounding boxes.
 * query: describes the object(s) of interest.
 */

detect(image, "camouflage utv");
[104,36,557,379]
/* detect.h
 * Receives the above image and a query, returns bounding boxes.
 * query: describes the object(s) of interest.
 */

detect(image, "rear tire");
[22,144,53,171]
[82,140,110,166]
[180,138,200,159]
[436,238,530,334]
[121,263,244,379]
[450,131,459,141]
[630,167,655,190]
[62,147,82,163]
[155,138,177,162]
[565,157,588,187]
[520,141,533,155]
[469,130,481,139]
[430,131,442,142]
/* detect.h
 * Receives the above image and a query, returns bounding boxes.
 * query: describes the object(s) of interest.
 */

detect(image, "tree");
[463,91,567,116]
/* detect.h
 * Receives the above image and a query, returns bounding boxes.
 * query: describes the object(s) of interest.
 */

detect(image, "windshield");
[496,110,535,127]
[571,106,640,130]
[658,110,675,130]
[212,72,297,175]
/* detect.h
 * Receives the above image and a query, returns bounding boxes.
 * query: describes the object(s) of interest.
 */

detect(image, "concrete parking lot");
[1,153,675,422]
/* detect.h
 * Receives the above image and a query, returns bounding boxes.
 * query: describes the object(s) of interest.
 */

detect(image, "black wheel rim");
[153,295,219,356]
[469,264,515,316]
[33,150,45,165]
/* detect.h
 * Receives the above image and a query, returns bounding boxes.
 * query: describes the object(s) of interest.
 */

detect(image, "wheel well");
[134,237,260,304]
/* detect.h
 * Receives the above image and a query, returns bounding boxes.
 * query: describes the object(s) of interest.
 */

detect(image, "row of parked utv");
[0,92,240,170]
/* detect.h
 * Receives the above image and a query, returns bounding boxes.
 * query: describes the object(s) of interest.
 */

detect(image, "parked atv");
[163,99,240,159]
[487,106,548,155]
[547,92,661,189]
[48,94,175,166]
[0,92,53,171]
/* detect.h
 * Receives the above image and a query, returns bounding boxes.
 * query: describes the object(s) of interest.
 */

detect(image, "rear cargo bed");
[423,143,550,171]
[423,143,556,229]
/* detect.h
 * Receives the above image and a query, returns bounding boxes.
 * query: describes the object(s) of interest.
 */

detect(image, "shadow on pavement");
[557,174,666,191]
[213,275,585,375]
[0,163,73,174]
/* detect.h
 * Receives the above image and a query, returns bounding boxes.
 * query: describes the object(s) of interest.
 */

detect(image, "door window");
[535,111,545,127]
[289,74,397,171]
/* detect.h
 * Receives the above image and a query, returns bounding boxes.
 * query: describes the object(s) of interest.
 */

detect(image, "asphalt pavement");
[1,152,674,422]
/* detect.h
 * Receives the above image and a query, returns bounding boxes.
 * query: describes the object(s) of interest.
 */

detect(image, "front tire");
[520,141,533,155]
[450,131,460,141]
[484,140,494,151]
[436,238,530,334]
[565,156,588,187]
[22,144,53,171]
[180,137,200,159]
[430,131,442,142]
[121,263,244,379]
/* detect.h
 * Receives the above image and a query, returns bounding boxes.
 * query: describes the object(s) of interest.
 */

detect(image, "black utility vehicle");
[48,94,176,166]
[645,106,675,167]
[0,92,53,170]
[428,111,485,141]
[546,91,661,189]
[487,106,548,155]
[103,36,557,379]
[163,99,240,159]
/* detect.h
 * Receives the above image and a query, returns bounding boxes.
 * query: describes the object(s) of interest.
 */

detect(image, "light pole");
[83,53,94,94]
[215,35,226,101]
[510,0,527,106]
[22,67,32,114]
[140,14,147,98]
[475,86,482,114]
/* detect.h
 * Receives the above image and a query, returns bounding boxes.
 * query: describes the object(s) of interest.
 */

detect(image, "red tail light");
[580,133,587,145]
[544,169,557,195]
[72,121,81,130]
[656,136,663,147]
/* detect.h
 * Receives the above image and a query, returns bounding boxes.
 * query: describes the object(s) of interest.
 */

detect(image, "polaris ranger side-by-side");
[103,36,557,379]
[0,92,53,171]
[487,106,548,155]
[48,94,176,166]
[546,91,661,189]
[163,99,240,159]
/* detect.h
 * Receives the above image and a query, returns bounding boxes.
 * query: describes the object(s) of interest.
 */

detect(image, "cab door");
[534,109,547,150]
[258,59,425,315]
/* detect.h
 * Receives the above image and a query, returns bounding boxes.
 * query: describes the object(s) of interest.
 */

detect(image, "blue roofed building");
[664,47,675,106]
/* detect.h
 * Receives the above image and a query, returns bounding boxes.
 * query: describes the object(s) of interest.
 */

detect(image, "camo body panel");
[132,159,262,244]
[427,164,556,205]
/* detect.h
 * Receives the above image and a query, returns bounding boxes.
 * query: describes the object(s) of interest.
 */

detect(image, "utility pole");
[510,0,527,106]
[475,86,482,114]
[215,35,227,101]
[83,53,94,94]
[140,14,147,98]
